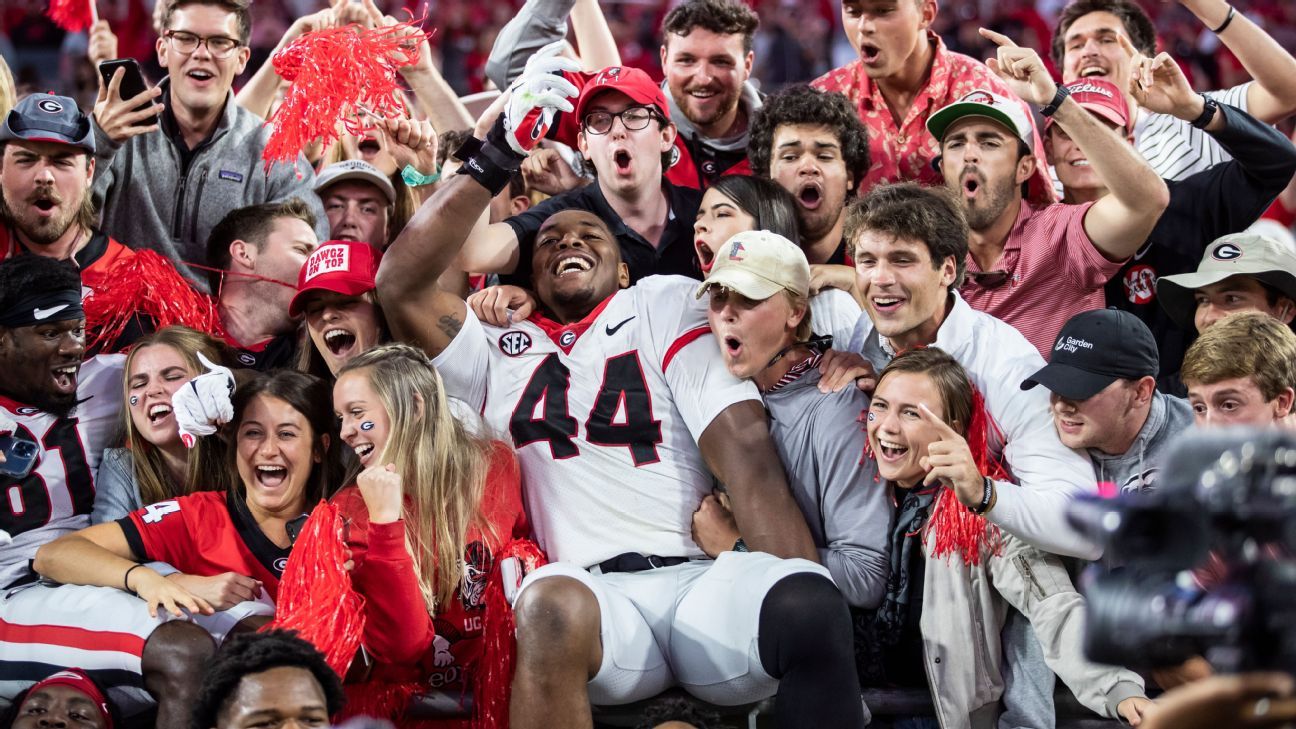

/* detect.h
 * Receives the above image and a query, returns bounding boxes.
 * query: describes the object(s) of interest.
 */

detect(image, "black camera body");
[1066,428,1296,673]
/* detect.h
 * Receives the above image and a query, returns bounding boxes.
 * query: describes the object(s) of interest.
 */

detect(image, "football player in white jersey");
[375,58,867,728]
[0,256,216,728]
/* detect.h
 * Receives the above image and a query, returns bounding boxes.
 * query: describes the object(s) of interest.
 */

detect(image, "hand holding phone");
[94,58,163,145]
[0,436,39,480]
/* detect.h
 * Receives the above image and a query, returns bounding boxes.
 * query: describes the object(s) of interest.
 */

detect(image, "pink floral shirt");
[813,32,1055,205]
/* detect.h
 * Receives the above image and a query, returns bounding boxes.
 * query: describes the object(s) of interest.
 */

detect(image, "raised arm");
[485,0,577,89]
[570,0,622,72]
[379,56,579,356]
[698,401,819,562]
[983,28,1169,261]
[1177,0,1296,123]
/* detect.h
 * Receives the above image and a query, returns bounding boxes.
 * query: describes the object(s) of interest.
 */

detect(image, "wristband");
[1040,85,1072,118]
[454,118,526,197]
[1190,94,1220,129]
[1211,5,1236,33]
[123,563,145,595]
[732,538,750,553]
[401,164,441,187]
[970,476,995,515]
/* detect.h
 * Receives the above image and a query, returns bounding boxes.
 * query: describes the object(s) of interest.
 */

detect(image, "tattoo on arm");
[437,313,463,339]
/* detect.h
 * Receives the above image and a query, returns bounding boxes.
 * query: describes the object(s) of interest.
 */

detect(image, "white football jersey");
[1,354,124,588]
[434,276,759,567]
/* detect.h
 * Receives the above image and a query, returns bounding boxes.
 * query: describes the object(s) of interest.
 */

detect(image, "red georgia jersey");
[119,490,292,600]
[1,355,124,589]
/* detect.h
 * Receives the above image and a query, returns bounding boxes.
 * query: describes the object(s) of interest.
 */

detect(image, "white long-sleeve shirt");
[846,292,1103,559]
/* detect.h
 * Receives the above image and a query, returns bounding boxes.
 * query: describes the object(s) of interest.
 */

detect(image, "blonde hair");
[0,56,15,119]
[337,343,495,611]
[121,326,233,505]
[1182,311,1296,401]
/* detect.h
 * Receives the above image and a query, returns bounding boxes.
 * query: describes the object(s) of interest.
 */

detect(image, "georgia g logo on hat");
[965,91,996,105]
[1212,242,1243,261]
[37,98,64,114]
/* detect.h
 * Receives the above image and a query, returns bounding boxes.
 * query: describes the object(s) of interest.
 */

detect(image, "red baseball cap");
[289,241,380,317]
[574,66,671,127]
[1048,79,1130,133]
[29,669,113,729]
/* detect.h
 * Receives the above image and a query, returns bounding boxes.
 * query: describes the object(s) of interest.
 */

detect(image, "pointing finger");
[917,403,962,437]
[978,27,1017,48]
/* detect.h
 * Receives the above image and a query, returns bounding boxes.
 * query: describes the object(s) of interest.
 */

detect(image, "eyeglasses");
[582,107,658,135]
[165,30,243,59]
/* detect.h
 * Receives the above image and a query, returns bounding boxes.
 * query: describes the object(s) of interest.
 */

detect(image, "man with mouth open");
[0,93,135,292]
[747,85,870,270]
[486,0,762,190]
[812,0,1054,204]
[89,0,327,293]
[379,62,866,729]
[460,58,703,285]
[1052,0,1296,181]
[0,256,206,723]
[932,32,1169,357]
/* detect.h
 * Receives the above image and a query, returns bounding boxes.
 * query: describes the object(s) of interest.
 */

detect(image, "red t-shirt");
[333,443,529,705]
[118,490,293,600]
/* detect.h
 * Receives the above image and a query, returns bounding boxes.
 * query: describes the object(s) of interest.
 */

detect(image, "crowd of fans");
[2,0,1296,728]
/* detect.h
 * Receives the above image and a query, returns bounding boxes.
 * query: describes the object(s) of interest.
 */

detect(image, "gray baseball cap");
[313,160,395,204]
[1156,233,1296,330]
[0,93,95,154]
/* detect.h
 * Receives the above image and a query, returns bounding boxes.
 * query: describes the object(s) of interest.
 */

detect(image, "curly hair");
[662,0,760,54]
[748,85,870,192]
[634,696,729,729]
[1051,0,1156,69]
[190,630,345,729]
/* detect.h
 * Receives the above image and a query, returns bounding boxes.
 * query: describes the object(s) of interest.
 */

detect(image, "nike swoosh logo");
[605,316,635,335]
[33,304,69,320]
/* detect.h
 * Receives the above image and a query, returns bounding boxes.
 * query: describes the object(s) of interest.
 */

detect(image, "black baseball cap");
[1020,309,1159,400]
[0,93,95,154]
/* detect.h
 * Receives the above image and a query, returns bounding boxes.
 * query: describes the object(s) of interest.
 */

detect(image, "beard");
[673,84,741,130]
[1,187,80,245]
[959,167,1018,232]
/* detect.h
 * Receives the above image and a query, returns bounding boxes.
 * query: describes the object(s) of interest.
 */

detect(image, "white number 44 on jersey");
[141,500,182,524]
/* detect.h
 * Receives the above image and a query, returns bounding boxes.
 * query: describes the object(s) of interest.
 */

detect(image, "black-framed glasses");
[165,30,243,59]
[582,107,658,135]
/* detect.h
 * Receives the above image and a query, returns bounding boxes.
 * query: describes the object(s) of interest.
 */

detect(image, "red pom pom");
[263,502,367,678]
[473,539,547,729]
[926,385,1007,565]
[263,20,429,170]
[82,250,225,353]
[47,0,95,32]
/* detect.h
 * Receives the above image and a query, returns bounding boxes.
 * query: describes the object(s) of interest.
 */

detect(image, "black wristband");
[1211,5,1236,33]
[123,563,145,595]
[1040,85,1072,118]
[453,117,526,197]
[970,476,995,515]
[1190,94,1220,129]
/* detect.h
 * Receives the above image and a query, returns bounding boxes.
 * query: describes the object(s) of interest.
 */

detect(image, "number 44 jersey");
[0,354,125,589]
[434,276,760,568]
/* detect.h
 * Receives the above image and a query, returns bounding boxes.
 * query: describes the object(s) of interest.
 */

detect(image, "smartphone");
[0,436,39,480]
[98,58,159,127]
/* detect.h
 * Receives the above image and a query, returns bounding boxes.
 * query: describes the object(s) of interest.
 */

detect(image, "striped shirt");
[1134,83,1251,181]
[960,201,1124,357]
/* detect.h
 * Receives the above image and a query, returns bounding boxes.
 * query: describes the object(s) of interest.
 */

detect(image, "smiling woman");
[93,326,234,524]
[34,370,342,612]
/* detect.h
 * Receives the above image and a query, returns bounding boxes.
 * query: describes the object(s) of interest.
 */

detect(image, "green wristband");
[401,163,441,187]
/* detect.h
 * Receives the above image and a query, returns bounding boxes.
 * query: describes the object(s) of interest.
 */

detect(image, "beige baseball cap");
[1156,232,1296,329]
[695,230,810,301]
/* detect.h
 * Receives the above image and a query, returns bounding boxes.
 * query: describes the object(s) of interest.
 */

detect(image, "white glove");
[173,352,235,448]
[500,40,580,156]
